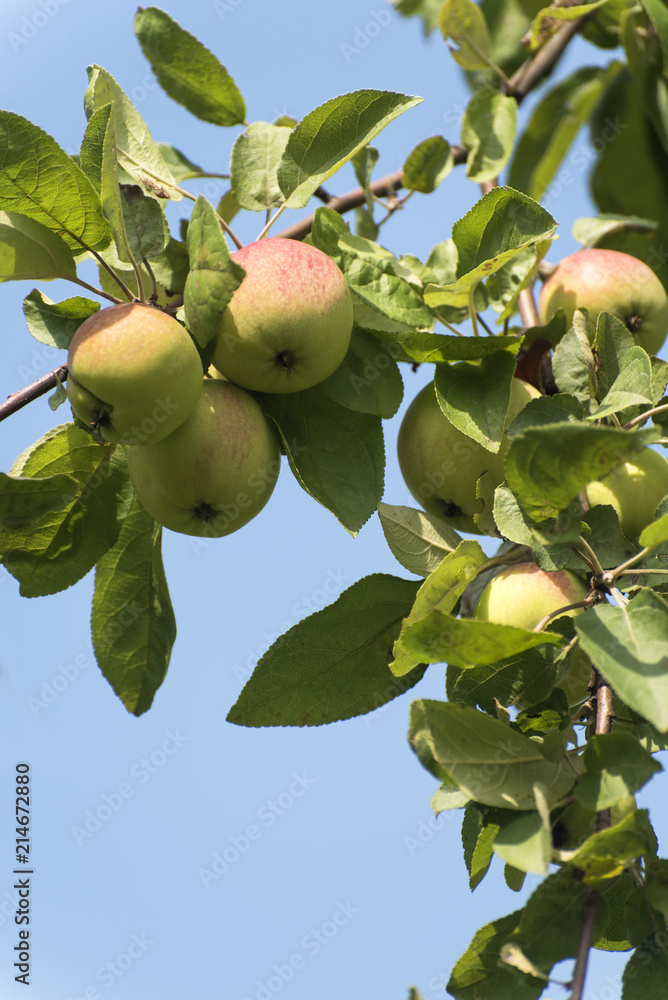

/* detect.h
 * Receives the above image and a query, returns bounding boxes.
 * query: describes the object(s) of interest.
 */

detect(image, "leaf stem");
[624,401,668,430]
[176,185,244,249]
[67,276,125,305]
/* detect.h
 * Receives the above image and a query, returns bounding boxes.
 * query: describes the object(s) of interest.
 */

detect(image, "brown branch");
[569,671,615,1000]
[276,168,404,241]
[569,889,599,1000]
[506,13,591,103]
[0,364,68,423]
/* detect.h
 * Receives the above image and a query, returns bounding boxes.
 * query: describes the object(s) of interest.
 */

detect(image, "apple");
[473,562,588,631]
[396,377,540,534]
[538,248,668,354]
[211,238,353,393]
[67,302,203,446]
[585,447,668,538]
[127,380,280,537]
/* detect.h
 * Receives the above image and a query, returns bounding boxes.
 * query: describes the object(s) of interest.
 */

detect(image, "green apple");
[396,377,540,534]
[538,248,668,354]
[585,447,668,538]
[211,238,353,393]
[67,302,203,446]
[474,562,588,630]
[127,380,280,537]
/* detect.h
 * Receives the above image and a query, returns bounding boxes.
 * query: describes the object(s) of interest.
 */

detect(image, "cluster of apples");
[66,239,354,538]
[398,247,668,666]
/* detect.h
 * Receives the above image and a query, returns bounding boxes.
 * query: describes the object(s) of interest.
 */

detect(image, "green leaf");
[462,804,497,890]
[0,211,77,283]
[0,426,132,597]
[593,871,635,951]
[424,187,556,308]
[494,802,552,876]
[401,612,564,669]
[639,509,668,548]
[392,540,488,676]
[447,910,543,1000]
[156,143,204,182]
[508,67,611,201]
[439,0,494,71]
[230,122,292,211]
[552,321,597,402]
[317,328,404,418]
[566,809,657,888]
[258,388,384,535]
[431,780,471,812]
[183,196,245,348]
[134,7,245,126]
[462,90,517,183]
[588,346,654,420]
[79,103,112,192]
[85,65,181,201]
[409,700,576,809]
[92,496,176,716]
[504,864,527,893]
[573,213,658,248]
[312,208,435,328]
[377,502,463,578]
[0,471,79,529]
[450,644,565,713]
[505,422,653,522]
[381,330,521,365]
[622,936,668,998]
[0,110,111,254]
[277,90,422,208]
[227,574,424,727]
[22,290,100,349]
[499,943,549,981]
[528,1,614,50]
[574,733,662,811]
[434,351,517,454]
[643,0,668,67]
[402,136,454,193]
[576,589,668,731]
[645,859,668,920]
[91,107,142,271]
[119,184,170,260]
[509,867,608,971]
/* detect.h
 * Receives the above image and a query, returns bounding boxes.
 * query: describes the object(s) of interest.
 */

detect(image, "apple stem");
[77,242,138,302]
[256,203,288,242]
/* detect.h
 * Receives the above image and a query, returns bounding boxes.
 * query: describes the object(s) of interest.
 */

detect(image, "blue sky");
[0,2,665,999]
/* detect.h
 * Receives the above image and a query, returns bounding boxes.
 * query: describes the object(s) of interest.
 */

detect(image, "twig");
[0,365,68,423]
[506,14,591,103]
[568,670,615,1000]
[568,890,599,1000]
[623,402,668,430]
[518,286,540,328]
